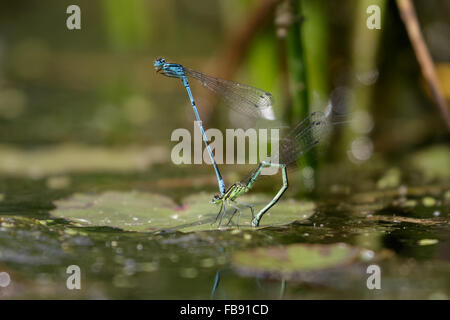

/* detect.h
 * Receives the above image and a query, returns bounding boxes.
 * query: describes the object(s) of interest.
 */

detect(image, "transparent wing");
[274,111,332,166]
[185,68,276,120]
[238,111,331,184]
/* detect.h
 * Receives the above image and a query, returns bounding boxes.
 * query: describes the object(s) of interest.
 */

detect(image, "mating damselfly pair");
[154,57,338,227]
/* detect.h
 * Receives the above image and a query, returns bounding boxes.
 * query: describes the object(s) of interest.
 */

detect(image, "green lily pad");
[50,191,316,233]
[231,243,388,281]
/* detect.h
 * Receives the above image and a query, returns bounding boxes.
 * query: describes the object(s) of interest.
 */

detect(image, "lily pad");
[231,243,389,281]
[50,191,316,233]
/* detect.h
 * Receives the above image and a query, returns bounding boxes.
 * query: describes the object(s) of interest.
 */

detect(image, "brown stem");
[396,0,450,130]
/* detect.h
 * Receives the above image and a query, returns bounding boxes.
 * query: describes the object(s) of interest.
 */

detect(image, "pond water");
[0,158,448,299]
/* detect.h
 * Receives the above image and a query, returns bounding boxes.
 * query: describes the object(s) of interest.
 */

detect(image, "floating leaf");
[231,243,389,282]
[50,191,316,233]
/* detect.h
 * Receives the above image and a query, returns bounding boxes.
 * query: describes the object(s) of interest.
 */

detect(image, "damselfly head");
[211,194,222,204]
[154,57,165,71]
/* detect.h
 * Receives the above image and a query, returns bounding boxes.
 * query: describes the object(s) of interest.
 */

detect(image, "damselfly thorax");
[214,182,248,203]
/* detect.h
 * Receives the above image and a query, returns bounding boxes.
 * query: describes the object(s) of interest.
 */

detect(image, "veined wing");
[237,111,331,185]
[276,111,331,166]
[185,68,276,121]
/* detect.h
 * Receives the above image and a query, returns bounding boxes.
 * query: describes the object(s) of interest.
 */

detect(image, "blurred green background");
[0,0,448,149]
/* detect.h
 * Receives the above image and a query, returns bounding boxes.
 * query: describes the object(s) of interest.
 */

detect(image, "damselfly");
[154,57,276,196]
[211,105,336,227]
